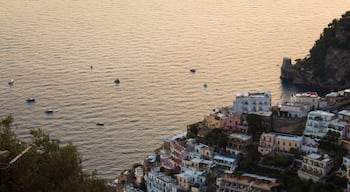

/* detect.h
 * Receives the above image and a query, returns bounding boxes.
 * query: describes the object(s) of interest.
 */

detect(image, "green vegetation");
[203,128,228,150]
[0,116,107,192]
[246,114,269,141]
[319,131,347,168]
[186,122,200,139]
[297,11,350,78]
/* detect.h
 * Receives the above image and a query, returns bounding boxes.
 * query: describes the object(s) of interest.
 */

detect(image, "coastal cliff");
[281,11,350,89]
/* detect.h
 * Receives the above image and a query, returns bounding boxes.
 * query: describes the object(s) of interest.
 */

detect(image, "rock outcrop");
[281,11,350,89]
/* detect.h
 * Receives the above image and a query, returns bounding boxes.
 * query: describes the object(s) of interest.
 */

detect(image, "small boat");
[26,98,35,103]
[8,79,14,85]
[114,78,120,84]
[190,69,196,73]
[96,122,105,126]
[45,109,54,114]
[203,83,208,88]
[90,65,93,69]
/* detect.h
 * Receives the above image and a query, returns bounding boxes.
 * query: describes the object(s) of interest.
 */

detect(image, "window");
[283,142,285,145]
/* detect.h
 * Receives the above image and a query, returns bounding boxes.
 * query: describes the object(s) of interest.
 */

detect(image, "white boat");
[8,79,14,85]
[45,109,54,114]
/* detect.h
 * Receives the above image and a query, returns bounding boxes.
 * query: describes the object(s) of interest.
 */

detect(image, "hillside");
[281,11,350,89]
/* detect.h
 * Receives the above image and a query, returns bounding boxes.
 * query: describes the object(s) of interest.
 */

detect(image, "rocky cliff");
[281,11,350,89]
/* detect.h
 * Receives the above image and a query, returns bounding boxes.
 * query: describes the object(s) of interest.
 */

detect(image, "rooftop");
[236,91,271,98]
[339,110,350,117]
[295,92,318,98]
[276,135,303,142]
[214,155,236,163]
[306,153,331,162]
[177,170,205,180]
[308,110,335,117]
[229,133,252,141]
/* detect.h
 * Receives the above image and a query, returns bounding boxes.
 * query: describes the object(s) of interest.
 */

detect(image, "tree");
[0,116,107,192]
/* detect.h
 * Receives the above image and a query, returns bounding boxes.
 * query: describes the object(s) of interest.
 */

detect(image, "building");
[325,91,344,105]
[233,91,271,115]
[226,133,252,155]
[181,157,215,172]
[279,102,309,118]
[258,133,276,156]
[214,155,237,171]
[304,110,335,138]
[301,136,319,154]
[194,143,214,160]
[176,170,206,191]
[203,108,228,129]
[298,153,333,182]
[276,134,303,153]
[327,118,347,138]
[223,114,249,133]
[338,110,350,123]
[147,168,177,192]
[291,92,319,110]
[216,172,281,192]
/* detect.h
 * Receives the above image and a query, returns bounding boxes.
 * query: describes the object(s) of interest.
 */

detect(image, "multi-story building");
[194,143,214,160]
[276,134,303,153]
[214,155,237,171]
[181,157,215,172]
[258,133,276,156]
[327,118,347,138]
[291,92,319,110]
[203,108,228,129]
[304,110,335,138]
[298,153,333,182]
[223,114,249,133]
[226,133,252,155]
[279,102,309,118]
[176,170,206,192]
[301,136,319,154]
[216,172,281,192]
[233,91,271,115]
[147,168,177,192]
[339,110,350,123]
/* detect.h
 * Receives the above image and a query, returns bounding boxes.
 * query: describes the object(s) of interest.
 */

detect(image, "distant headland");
[281,11,350,90]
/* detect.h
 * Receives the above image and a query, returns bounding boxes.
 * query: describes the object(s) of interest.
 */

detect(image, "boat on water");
[45,109,54,114]
[203,83,208,88]
[96,122,105,126]
[114,78,120,84]
[8,79,14,85]
[190,69,196,73]
[26,98,35,103]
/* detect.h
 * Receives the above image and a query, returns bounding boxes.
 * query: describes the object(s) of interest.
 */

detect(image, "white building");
[233,91,271,115]
[298,153,333,182]
[279,102,309,118]
[291,92,319,110]
[301,136,319,154]
[327,118,347,138]
[304,110,335,138]
[214,155,237,171]
[147,168,177,192]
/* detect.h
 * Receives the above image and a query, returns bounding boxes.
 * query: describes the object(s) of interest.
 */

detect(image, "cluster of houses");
[115,89,350,192]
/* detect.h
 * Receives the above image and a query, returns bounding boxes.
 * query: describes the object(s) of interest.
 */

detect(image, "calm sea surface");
[0,0,349,178]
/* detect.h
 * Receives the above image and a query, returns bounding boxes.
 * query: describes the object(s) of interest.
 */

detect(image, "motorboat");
[190,69,196,73]
[45,109,54,114]
[8,79,14,85]
[203,83,208,88]
[114,78,120,84]
[26,98,35,103]
[96,122,105,126]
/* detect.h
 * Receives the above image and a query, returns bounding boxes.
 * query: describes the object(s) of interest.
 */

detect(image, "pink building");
[223,114,248,133]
